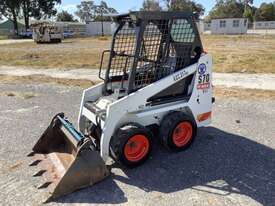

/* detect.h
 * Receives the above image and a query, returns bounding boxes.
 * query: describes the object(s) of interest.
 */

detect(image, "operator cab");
[99,11,203,100]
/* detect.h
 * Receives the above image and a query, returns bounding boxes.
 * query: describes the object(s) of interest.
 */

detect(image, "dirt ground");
[0,35,275,73]
[0,37,110,69]
[0,34,275,206]
[0,74,275,100]
[1,67,275,91]
[0,74,96,88]
[0,39,32,45]
[0,81,274,206]
[201,35,275,73]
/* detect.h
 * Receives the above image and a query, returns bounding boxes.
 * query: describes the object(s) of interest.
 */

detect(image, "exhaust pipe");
[28,113,109,201]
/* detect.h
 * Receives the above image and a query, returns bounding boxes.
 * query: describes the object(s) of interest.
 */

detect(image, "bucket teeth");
[27,151,35,157]
[38,182,52,189]
[33,170,47,177]
[28,113,110,200]
[29,159,42,166]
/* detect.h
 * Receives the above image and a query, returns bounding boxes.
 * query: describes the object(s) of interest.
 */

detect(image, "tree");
[243,6,253,22]
[75,0,117,23]
[57,10,76,22]
[240,0,255,22]
[94,1,118,36]
[21,0,61,30]
[0,0,21,34]
[94,1,118,21]
[164,0,205,19]
[75,1,95,23]
[241,0,253,8]
[141,0,162,11]
[255,2,275,21]
[207,0,245,20]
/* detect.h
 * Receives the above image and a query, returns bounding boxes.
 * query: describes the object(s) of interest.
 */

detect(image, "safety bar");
[99,50,111,80]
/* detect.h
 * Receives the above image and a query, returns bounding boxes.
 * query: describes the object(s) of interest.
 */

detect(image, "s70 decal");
[197,64,210,90]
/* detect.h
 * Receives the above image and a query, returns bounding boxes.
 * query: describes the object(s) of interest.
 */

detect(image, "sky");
[57,0,275,16]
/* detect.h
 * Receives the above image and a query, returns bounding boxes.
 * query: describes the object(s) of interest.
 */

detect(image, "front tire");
[110,124,152,168]
[159,112,197,152]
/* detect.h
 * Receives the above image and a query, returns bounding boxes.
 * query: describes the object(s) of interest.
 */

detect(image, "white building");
[86,22,116,36]
[254,21,275,30]
[211,18,248,35]
[204,22,211,31]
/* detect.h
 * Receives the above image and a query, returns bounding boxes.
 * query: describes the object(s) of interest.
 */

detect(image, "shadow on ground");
[57,127,275,205]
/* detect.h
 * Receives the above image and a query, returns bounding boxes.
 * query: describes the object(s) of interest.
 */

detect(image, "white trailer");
[32,23,63,43]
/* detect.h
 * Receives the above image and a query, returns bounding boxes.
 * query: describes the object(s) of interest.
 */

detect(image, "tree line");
[74,1,117,23]
[142,0,275,22]
[207,0,275,22]
[55,1,118,23]
[1,0,275,35]
[0,0,61,34]
[142,0,205,19]
[0,0,117,35]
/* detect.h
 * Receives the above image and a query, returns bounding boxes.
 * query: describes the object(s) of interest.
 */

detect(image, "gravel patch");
[0,82,274,206]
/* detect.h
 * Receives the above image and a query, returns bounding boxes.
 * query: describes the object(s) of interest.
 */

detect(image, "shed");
[0,19,25,35]
[211,18,248,35]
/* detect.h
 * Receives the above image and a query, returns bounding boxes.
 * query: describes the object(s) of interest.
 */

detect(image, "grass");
[0,91,37,99]
[1,74,275,100]
[0,74,95,88]
[0,37,110,69]
[202,35,275,73]
[0,35,8,40]
[0,35,275,73]
[214,86,275,100]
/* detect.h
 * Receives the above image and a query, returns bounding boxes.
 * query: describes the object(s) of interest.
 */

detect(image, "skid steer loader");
[28,11,214,201]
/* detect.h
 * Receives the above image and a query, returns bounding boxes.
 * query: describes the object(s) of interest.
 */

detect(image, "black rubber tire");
[110,123,153,168]
[159,112,197,152]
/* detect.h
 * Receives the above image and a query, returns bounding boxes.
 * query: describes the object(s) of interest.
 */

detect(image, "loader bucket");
[28,113,109,201]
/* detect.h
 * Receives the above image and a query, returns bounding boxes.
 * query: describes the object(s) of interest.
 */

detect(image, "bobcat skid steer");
[28,11,214,201]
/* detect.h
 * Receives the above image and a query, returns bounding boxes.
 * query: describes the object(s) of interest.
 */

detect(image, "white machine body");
[78,54,213,162]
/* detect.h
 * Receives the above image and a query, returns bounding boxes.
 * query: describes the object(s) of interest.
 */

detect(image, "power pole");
[101,8,104,36]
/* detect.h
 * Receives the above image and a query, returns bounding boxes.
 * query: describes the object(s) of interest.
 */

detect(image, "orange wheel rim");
[172,122,193,147]
[124,135,149,162]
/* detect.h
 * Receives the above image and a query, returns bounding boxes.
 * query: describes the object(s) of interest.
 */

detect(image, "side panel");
[189,54,213,127]
[78,83,104,132]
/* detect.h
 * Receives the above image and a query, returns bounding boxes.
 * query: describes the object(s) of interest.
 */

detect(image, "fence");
[254,21,275,30]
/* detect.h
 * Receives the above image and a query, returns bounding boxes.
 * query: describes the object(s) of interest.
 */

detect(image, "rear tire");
[110,124,152,168]
[159,112,197,152]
